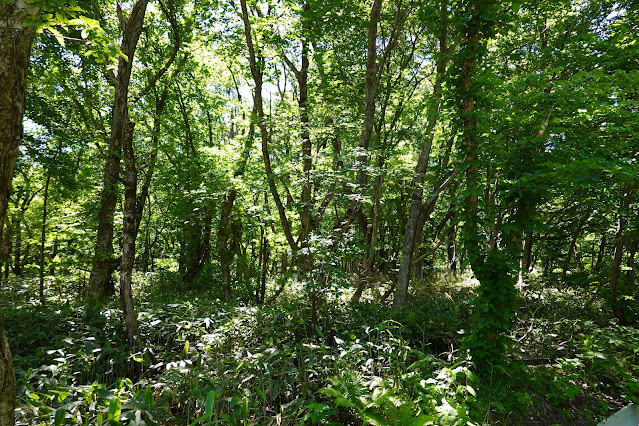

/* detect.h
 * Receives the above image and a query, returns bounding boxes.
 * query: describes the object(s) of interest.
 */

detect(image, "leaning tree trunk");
[393,0,449,309]
[1,0,41,423]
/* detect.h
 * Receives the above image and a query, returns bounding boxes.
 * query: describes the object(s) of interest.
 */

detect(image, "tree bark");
[87,0,149,304]
[562,213,589,279]
[447,226,457,272]
[38,174,51,305]
[610,188,633,324]
[120,118,141,346]
[240,0,299,253]
[521,229,533,276]
[460,0,516,367]
[0,313,15,426]
[0,0,41,422]
[393,0,449,309]
[219,102,255,298]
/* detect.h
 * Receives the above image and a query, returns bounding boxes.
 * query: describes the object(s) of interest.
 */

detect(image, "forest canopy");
[0,0,638,424]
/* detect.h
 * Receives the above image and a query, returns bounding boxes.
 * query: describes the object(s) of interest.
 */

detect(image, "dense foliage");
[1,0,638,424]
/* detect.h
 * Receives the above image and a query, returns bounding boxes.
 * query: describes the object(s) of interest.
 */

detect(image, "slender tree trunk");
[38,174,51,305]
[11,219,21,276]
[595,235,606,272]
[447,226,457,272]
[219,104,255,299]
[0,227,9,289]
[522,230,533,276]
[562,214,589,279]
[240,0,298,253]
[627,240,636,284]
[120,116,141,348]
[610,188,633,324]
[349,0,384,294]
[87,0,148,304]
[352,156,385,303]
[393,0,449,309]
[220,192,237,298]
[259,229,269,304]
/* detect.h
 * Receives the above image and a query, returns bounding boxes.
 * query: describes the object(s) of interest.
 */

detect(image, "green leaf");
[54,409,66,426]
[108,398,121,421]
[143,387,154,407]
[205,390,215,414]
[47,27,65,47]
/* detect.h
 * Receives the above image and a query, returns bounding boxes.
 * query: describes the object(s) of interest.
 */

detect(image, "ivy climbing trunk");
[459,0,516,368]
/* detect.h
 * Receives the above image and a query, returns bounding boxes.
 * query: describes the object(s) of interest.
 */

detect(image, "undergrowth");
[1,271,637,425]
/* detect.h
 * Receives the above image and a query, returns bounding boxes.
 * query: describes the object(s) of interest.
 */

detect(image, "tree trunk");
[11,219,21,276]
[393,0,449,309]
[38,174,51,305]
[594,235,606,272]
[522,230,533,276]
[87,0,148,304]
[120,116,141,349]
[240,0,298,253]
[219,104,255,299]
[460,0,515,367]
[1,0,41,422]
[447,226,457,273]
[627,239,636,284]
[610,188,633,324]
[219,191,237,298]
[562,214,589,279]
[0,314,15,426]
[258,228,269,304]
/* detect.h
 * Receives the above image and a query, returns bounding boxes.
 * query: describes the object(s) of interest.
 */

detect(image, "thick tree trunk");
[460,0,516,367]
[1,0,41,422]
[87,0,148,304]
[0,314,15,426]
[181,214,212,288]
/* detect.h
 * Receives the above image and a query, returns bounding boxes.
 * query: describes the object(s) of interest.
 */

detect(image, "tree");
[86,0,149,304]
[0,0,43,421]
[393,0,455,309]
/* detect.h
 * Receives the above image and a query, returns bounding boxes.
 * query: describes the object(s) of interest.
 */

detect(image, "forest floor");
[2,270,638,425]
